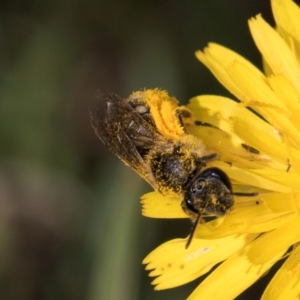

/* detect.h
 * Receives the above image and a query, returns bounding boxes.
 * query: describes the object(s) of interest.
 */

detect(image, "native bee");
[90,89,234,247]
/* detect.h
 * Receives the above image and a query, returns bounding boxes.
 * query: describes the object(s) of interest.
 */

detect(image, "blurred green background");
[0,1,296,299]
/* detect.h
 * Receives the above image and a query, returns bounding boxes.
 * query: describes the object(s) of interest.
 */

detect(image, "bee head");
[183,167,234,217]
[182,167,234,248]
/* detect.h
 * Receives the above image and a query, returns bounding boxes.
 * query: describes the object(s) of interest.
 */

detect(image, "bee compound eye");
[200,167,233,193]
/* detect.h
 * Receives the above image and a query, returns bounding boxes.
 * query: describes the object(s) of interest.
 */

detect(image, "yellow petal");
[208,161,291,193]
[143,234,257,290]
[189,125,279,170]
[188,240,287,300]
[248,215,300,263]
[227,61,285,110]
[263,58,274,76]
[187,125,258,167]
[271,0,300,59]
[262,243,300,300]
[189,95,279,141]
[195,204,294,239]
[249,169,300,189]
[262,192,297,212]
[195,43,266,103]
[268,74,300,130]
[188,95,290,165]
[249,14,300,94]
[227,61,300,147]
[141,191,187,219]
[233,117,293,164]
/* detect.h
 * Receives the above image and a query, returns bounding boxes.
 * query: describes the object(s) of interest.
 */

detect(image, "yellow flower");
[142,0,300,298]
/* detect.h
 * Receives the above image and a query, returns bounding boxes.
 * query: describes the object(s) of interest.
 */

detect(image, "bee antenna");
[185,213,201,249]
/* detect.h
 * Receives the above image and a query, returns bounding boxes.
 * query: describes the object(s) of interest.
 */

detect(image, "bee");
[90,89,234,248]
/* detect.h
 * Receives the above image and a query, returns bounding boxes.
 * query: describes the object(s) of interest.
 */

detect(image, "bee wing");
[89,90,161,188]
